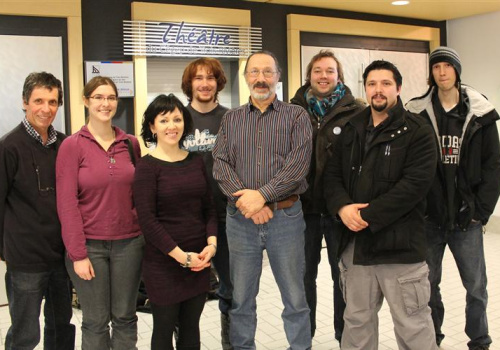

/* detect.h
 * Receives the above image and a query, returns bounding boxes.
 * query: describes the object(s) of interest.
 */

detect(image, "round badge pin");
[333,127,342,135]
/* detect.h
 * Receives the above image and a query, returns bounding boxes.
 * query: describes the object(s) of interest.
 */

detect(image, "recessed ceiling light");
[392,0,410,5]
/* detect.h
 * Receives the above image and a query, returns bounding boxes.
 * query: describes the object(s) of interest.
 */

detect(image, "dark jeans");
[211,221,232,315]
[150,293,207,350]
[426,220,491,349]
[5,263,75,350]
[304,214,345,341]
[66,235,144,350]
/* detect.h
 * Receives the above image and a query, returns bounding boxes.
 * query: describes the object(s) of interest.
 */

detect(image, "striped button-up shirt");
[213,98,312,203]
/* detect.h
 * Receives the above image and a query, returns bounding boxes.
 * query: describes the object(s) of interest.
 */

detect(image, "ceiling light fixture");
[392,0,410,5]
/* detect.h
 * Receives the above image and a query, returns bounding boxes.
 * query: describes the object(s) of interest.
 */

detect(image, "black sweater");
[0,123,66,271]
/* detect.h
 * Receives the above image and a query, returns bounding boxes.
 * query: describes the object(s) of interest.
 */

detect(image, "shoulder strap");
[125,138,136,167]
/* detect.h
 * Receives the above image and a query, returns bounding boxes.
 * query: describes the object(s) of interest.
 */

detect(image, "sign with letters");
[85,61,135,98]
[123,20,262,58]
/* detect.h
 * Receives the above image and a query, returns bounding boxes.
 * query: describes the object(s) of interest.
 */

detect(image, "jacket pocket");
[376,143,406,182]
[397,263,430,316]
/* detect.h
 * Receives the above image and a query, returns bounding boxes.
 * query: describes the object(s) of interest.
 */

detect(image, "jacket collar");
[407,85,496,119]
[348,98,411,145]
[406,85,499,148]
[291,83,355,105]
[291,83,358,122]
[350,97,406,129]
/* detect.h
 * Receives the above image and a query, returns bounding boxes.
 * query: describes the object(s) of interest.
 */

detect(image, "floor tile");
[1,228,499,349]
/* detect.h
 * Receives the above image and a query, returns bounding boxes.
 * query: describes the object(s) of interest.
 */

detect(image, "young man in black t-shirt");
[181,58,232,349]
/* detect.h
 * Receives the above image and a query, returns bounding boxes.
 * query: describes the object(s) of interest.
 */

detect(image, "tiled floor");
[1,221,500,349]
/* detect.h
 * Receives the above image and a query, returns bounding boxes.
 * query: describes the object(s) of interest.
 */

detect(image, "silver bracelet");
[182,252,192,268]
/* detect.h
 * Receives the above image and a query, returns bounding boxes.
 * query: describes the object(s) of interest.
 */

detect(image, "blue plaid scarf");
[306,82,346,122]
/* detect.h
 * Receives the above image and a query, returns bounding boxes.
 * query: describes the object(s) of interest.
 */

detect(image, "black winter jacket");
[291,84,365,214]
[406,85,500,229]
[324,99,438,265]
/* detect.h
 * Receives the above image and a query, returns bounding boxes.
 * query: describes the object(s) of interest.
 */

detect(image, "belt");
[265,195,299,211]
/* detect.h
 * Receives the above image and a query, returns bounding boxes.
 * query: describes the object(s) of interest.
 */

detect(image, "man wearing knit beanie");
[407,46,500,350]
[428,46,462,86]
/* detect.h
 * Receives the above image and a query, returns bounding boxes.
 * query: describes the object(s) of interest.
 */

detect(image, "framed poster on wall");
[85,61,135,97]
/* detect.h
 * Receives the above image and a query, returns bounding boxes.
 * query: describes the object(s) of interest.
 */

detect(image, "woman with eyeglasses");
[56,76,144,349]
[133,94,217,350]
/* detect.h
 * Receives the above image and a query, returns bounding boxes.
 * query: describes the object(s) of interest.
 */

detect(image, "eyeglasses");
[31,149,55,196]
[245,69,277,78]
[35,166,55,195]
[89,95,118,103]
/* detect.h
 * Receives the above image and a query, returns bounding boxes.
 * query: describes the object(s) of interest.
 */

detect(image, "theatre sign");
[123,20,262,58]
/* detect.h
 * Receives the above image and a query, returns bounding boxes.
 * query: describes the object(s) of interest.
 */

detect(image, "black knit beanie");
[429,46,462,86]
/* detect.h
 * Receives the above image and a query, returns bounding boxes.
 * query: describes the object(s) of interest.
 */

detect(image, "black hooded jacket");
[406,85,500,229]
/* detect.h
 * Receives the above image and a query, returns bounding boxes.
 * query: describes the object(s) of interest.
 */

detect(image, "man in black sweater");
[0,72,75,349]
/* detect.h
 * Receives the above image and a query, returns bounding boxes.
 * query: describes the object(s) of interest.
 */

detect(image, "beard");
[194,89,216,103]
[371,95,388,112]
[247,81,276,101]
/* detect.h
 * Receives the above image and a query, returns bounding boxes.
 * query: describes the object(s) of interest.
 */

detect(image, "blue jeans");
[303,214,344,341]
[66,235,145,350]
[426,220,491,349]
[212,221,233,315]
[5,263,75,350]
[226,200,311,350]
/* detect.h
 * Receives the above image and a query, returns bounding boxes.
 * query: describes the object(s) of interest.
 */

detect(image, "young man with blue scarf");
[291,50,365,343]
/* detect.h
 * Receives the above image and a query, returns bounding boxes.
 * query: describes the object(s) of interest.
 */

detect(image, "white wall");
[448,11,500,113]
[0,35,65,137]
[448,11,500,217]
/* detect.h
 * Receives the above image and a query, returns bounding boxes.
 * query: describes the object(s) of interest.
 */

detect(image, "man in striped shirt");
[213,51,313,350]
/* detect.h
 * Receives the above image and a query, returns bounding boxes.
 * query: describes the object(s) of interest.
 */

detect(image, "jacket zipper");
[349,132,363,196]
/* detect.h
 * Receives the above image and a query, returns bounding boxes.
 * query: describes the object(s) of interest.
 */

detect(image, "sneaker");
[470,346,489,350]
